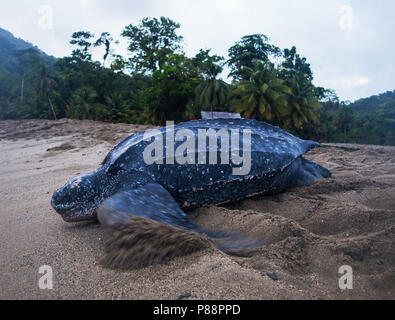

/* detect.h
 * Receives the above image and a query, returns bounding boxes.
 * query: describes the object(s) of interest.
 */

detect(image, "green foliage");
[122,17,183,74]
[227,34,281,80]
[279,46,313,81]
[0,22,394,146]
[94,32,116,66]
[67,86,101,120]
[232,61,292,123]
[70,31,95,61]
[313,96,395,146]
[195,79,230,114]
[192,49,224,80]
[351,90,395,114]
[192,49,230,114]
[283,75,322,131]
[141,54,200,125]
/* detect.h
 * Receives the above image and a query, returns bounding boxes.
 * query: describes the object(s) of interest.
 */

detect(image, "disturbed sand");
[0,119,394,300]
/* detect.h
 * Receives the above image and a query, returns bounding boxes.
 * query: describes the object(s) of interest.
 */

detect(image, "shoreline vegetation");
[0,17,394,146]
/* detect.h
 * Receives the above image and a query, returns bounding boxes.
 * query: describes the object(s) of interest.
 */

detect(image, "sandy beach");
[0,119,394,300]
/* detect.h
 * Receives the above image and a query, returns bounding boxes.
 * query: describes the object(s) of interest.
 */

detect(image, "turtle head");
[51,169,108,222]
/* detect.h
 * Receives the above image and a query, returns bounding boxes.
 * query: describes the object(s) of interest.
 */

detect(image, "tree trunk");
[48,96,57,120]
[20,71,25,101]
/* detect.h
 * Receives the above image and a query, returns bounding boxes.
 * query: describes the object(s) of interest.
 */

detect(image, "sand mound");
[0,119,155,145]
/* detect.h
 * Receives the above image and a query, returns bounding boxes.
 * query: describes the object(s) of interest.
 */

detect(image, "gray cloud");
[1,0,394,101]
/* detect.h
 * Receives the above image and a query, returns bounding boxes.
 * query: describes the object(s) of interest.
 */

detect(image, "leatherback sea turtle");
[51,118,330,251]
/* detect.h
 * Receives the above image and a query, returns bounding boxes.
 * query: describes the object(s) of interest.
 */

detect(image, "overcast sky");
[1,0,394,101]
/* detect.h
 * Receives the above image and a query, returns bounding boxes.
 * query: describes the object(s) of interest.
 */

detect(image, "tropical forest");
[0,17,394,146]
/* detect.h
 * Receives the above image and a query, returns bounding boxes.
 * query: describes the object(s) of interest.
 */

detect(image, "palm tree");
[232,61,292,123]
[105,93,135,123]
[284,75,322,130]
[193,49,229,117]
[195,79,230,117]
[67,86,108,120]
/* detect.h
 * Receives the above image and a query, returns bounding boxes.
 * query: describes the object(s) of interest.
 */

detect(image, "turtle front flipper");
[97,183,213,269]
[97,183,263,269]
[97,183,199,231]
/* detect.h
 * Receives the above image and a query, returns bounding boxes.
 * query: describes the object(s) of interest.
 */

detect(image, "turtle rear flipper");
[291,157,332,187]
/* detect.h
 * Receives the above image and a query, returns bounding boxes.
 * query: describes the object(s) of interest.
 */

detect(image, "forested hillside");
[0,28,54,73]
[351,90,395,114]
[309,94,395,146]
[0,19,393,145]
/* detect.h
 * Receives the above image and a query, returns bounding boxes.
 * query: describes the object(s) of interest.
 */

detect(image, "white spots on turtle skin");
[59,119,323,221]
[69,176,82,189]
[93,195,101,204]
